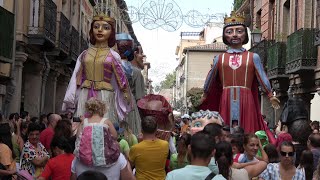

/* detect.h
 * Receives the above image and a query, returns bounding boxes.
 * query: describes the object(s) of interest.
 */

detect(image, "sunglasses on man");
[280,151,295,157]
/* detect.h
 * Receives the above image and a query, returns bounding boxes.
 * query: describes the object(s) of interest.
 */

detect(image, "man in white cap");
[181,114,190,133]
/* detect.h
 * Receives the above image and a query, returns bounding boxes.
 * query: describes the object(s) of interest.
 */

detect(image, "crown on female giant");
[224,11,245,27]
[92,3,115,23]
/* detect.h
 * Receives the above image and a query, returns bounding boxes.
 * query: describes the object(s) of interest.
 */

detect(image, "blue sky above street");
[125,0,234,85]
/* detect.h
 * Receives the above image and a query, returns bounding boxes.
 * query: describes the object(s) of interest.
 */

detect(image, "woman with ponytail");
[215,141,268,180]
[170,133,191,170]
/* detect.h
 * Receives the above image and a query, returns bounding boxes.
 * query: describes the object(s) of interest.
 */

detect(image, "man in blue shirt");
[166,131,226,180]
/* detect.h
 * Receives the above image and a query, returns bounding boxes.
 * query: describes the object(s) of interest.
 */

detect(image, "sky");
[125,0,234,86]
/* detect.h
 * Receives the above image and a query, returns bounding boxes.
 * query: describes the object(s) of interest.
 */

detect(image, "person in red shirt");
[40,114,61,153]
[39,136,74,180]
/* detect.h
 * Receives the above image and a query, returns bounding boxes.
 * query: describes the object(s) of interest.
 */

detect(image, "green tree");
[186,87,204,113]
[160,72,176,89]
[233,0,245,11]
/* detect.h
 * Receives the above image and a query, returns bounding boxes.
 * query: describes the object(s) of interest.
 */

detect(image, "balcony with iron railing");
[0,6,14,63]
[28,0,57,47]
[249,40,274,69]
[70,26,80,61]
[57,12,71,56]
[267,42,287,79]
[286,28,317,74]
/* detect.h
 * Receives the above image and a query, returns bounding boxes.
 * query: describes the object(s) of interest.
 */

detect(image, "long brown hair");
[120,121,134,145]
[299,150,313,180]
[177,133,191,166]
[215,142,233,179]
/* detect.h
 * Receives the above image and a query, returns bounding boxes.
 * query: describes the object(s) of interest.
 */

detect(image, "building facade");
[0,0,139,117]
[236,0,320,125]
[175,43,227,114]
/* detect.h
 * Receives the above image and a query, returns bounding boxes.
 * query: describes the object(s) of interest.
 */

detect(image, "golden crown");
[92,3,115,23]
[224,11,245,27]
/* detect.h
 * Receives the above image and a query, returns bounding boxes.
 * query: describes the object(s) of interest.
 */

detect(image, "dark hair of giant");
[190,131,214,160]
[141,116,157,134]
[89,20,116,48]
[215,141,233,179]
[222,24,249,46]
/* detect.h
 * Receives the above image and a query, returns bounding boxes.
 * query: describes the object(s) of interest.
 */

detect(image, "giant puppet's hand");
[270,96,280,109]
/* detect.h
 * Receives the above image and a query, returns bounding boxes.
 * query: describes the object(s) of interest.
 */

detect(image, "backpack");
[74,118,120,167]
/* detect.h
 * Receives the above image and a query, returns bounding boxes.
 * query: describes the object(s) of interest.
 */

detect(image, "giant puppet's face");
[190,110,224,135]
[93,21,112,44]
[135,46,145,69]
[224,25,246,47]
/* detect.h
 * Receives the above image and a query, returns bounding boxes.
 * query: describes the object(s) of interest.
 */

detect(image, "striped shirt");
[259,163,305,180]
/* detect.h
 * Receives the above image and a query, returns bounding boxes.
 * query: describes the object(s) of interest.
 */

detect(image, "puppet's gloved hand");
[270,96,280,109]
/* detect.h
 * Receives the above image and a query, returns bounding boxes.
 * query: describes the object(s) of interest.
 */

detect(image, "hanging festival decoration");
[105,0,225,32]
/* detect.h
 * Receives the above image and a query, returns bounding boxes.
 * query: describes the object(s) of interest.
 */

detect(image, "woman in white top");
[215,141,268,180]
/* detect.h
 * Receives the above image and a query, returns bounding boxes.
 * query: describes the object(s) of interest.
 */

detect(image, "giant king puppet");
[199,11,280,143]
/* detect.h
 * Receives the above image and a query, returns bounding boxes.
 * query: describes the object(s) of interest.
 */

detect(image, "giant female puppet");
[62,10,132,122]
[199,11,280,143]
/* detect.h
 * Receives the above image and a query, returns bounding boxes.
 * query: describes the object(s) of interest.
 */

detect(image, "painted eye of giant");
[193,121,203,127]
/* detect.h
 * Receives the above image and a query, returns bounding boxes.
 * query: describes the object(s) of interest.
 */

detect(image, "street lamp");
[251,28,262,46]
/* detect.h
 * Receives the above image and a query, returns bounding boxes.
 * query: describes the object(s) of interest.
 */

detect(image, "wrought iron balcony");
[315,29,320,46]
[70,26,80,61]
[0,6,14,62]
[28,0,57,47]
[58,12,71,55]
[249,40,274,69]
[267,42,287,79]
[286,28,317,74]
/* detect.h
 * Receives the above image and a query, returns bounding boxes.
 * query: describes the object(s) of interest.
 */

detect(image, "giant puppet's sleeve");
[199,55,222,111]
[203,55,220,93]
[62,51,86,113]
[110,49,133,120]
[252,53,273,98]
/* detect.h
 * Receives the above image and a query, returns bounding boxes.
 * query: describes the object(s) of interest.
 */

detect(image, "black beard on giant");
[229,39,242,45]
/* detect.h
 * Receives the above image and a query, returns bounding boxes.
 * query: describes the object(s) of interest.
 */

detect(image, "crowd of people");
[170,113,320,180]
[1,106,320,180]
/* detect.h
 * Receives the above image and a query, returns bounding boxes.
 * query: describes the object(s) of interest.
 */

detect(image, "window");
[269,0,275,39]
[256,9,262,29]
[282,0,290,41]
[294,0,298,31]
